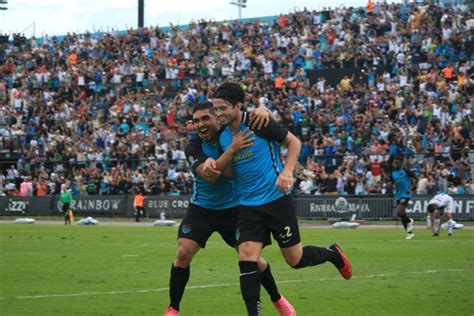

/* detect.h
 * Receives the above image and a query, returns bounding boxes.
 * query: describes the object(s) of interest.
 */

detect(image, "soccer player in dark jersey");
[389,158,418,240]
[208,82,352,316]
[165,103,296,316]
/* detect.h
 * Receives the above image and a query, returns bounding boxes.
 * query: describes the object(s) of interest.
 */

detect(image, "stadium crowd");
[0,0,472,197]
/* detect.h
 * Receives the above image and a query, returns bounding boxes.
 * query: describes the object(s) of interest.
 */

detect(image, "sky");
[0,0,378,37]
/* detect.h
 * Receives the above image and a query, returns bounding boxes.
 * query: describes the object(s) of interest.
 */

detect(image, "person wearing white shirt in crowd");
[416,172,430,194]
[317,78,325,93]
[136,68,145,86]
[6,165,19,181]
[167,164,178,182]
[258,94,269,108]
[263,59,273,80]
[299,175,314,194]
[427,193,456,237]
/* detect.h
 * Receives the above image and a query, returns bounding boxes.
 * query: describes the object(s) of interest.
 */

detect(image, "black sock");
[239,261,261,316]
[292,246,341,269]
[259,263,281,303]
[169,264,190,311]
[399,213,411,230]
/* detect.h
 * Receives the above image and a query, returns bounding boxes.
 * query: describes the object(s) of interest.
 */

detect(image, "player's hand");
[230,128,255,153]
[249,107,270,130]
[275,170,294,193]
[203,158,221,178]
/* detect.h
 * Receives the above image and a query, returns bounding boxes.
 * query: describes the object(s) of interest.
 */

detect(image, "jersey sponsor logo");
[181,225,192,234]
[232,151,254,162]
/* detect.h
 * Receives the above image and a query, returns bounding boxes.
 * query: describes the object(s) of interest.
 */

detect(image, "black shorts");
[177,203,239,249]
[397,198,410,207]
[237,195,301,249]
[62,202,70,213]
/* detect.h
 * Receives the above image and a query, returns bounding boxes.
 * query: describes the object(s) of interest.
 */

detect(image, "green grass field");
[0,223,473,316]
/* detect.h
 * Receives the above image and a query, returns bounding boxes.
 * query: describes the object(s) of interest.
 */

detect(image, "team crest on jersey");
[181,225,192,234]
[187,155,195,165]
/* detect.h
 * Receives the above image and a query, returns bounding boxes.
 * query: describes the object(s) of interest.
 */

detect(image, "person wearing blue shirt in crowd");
[389,158,419,240]
[208,82,352,316]
[164,103,296,316]
[347,134,354,152]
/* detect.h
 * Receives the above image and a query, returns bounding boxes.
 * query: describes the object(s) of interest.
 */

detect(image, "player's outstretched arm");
[275,131,301,193]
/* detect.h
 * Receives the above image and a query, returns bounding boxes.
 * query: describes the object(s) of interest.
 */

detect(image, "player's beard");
[219,111,236,126]
[218,115,229,126]
[198,127,212,141]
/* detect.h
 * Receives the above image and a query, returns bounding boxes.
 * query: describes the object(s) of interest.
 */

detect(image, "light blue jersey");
[391,168,416,200]
[185,137,239,210]
[219,112,288,206]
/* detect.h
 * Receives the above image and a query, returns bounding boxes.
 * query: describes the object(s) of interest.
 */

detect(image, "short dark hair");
[192,102,214,114]
[214,82,245,106]
[427,204,437,213]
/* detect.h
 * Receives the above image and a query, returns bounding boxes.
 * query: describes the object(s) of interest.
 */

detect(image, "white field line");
[0,268,465,300]
[342,239,474,242]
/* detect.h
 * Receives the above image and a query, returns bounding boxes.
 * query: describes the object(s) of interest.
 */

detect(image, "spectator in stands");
[0,1,471,197]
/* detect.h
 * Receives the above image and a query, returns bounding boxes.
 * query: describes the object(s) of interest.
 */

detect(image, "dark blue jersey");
[391,168,416,200]
[185,137,239,210]
[219,112,288,206]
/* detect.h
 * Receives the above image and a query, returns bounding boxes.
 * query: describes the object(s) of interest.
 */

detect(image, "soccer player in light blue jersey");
[165,103,296,316]
[389,158,419,240]
[208,82,352,316]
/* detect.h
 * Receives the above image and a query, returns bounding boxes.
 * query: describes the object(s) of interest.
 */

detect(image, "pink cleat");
[164,306,180,316]
[273,295,297,316]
